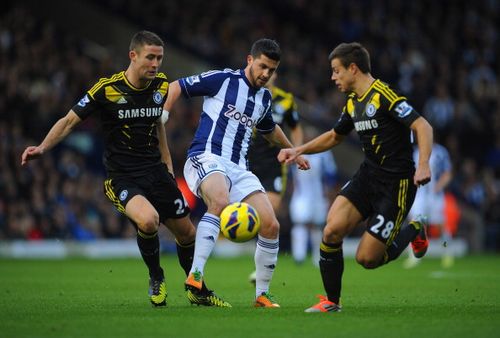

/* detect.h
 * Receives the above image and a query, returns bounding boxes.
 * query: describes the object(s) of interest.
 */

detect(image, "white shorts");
[408,189,445,225]
[289,195,328,226]
[184,153,265,203]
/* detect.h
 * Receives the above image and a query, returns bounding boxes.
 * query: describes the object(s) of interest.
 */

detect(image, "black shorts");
[250,160,287,194]
[103,164,190,224]
[339,163,416,245]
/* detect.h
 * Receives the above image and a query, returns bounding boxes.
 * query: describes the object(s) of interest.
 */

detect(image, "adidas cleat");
[410,215,429,259]
[255,292,280,308]
[185,270,203,292]
[304,295,341,313]
[187,289,232,307]
[149,277,167,307]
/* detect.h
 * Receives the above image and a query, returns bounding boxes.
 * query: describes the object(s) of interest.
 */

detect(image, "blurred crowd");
[0,1,499,251]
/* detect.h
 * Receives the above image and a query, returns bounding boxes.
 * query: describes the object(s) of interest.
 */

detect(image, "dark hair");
[328,42,371,73]
[129,30,164,51]
[250,39,281,61]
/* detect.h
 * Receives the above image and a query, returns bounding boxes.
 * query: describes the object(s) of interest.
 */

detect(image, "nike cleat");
[411,215,429,259]
[255,292,280,308]
[304,295,341,313]
[185,270,203,292]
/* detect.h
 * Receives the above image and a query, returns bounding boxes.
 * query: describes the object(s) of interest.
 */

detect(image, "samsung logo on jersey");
[118,107,163,119]
[223,104,256,128]
[354,119,379,131]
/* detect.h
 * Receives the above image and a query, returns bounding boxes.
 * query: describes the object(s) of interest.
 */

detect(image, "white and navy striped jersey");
[179,69,276,169]
[413,143,451,197]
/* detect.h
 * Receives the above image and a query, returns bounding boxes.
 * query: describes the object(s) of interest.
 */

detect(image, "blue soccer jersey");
[179,69,276,168]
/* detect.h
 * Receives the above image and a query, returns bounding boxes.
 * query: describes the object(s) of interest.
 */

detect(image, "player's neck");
[124,68,148,89]
[353,74,375,97]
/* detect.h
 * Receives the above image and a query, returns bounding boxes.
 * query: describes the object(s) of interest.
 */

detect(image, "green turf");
[1,254,499,338]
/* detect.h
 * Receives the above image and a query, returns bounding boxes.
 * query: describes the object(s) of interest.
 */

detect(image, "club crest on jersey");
[365,103,377,117]
[223,104,256,128]
[77,95,90,107]
[153,91,163,104]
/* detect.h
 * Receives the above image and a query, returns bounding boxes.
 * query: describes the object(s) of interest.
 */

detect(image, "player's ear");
[348,62,358,74]
[129,50,137,61]
[247,54,253,66]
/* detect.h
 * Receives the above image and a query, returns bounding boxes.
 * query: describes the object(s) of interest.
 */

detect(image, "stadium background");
[0,0,498,256]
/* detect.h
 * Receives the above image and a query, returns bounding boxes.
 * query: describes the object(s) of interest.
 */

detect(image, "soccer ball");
[220,202,260,243]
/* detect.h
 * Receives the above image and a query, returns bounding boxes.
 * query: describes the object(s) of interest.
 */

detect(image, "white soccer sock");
[254,234,279,298]
[291,223,308,263]
[311,228,323,267]
[190,213,220,276]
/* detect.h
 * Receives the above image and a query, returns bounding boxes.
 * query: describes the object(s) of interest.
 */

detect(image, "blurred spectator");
[0,1,498,252]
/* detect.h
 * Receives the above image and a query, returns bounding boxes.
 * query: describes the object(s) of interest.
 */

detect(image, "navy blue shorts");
[339,163,416,245]
[104,164,190,224]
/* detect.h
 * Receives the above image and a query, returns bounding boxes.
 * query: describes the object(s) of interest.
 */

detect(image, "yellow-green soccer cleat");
[149,277,167,307]
[187,289,232,307]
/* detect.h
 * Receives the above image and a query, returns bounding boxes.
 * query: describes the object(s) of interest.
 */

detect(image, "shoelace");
[316,295,329,302]
[151,279,162,294]
[261,292,276,302]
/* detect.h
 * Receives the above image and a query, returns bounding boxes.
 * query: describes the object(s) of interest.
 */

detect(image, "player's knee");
[207,195,230,216]
[136,213,160,233]
[323,225,344,243]
[355,253,382,269]
[260,218,280,238]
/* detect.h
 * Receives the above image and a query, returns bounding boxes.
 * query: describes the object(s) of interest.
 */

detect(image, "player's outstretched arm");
[278,129,344,165]
[21,110,81,165]
[263,125,310,170]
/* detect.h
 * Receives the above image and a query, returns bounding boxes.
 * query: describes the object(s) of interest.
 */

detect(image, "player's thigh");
[243,191,279,238]
[184,153,231,203]
[290,197,313,224]
[199,172,231,213]
[148,167,190,222]
[103,177,158,232]
[125,195,159,232]
[266,191,282,211]
[164,216,196,244]
[324,195,364,243]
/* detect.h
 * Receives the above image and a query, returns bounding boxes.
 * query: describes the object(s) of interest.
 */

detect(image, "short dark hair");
[129,30,164,51]
[328,42,371,73]
[250,39,281,61]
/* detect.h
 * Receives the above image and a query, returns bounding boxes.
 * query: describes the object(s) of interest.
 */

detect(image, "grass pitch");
[1,254,499,338]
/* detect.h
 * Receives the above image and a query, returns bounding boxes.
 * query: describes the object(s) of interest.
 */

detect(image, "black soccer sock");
[137,229,163,279]
[384,221,420,264]
[319,241,344,304]
[176,239,209,293]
